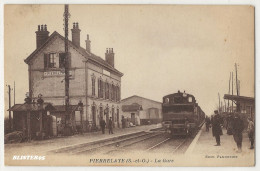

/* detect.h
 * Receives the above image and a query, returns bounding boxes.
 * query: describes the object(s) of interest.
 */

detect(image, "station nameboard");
[43,70,74,79]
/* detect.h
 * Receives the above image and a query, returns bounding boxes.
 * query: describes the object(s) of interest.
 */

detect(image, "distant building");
[121,95,162,126]
[23,23,123,133]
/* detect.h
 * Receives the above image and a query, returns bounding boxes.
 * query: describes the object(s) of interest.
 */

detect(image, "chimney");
[85,34,91,52]
[35,24,49,49]
[71,22,81,47]
[105,48,115,67]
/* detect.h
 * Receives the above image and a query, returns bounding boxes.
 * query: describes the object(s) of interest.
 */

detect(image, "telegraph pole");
[7,85,12,131]
[221,101,223,114]
[238,80,240,96]
[64,4,70,133]
[14,81,15,105]
[232,72,234,113]
[224,99,227,112]
[228,72,231,113]
[235,63,240,112]
[218,93,220,113]
[235,63,239,96]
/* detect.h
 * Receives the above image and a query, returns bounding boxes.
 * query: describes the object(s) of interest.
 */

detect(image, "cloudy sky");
[4,5,254,116]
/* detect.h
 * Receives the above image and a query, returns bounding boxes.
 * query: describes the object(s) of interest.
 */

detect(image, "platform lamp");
[78,100,83,134]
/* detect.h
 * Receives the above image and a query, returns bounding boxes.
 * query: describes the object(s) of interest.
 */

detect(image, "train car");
[162,91,205,136]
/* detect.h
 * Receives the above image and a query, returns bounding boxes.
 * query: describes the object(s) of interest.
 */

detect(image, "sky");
[4,5,254,117]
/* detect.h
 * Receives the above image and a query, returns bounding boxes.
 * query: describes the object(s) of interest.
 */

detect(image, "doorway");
[112,108,115,128]
[92,106,96,126]
[105,108,109,128]
[131,113,135,125]
[117,109,120,128]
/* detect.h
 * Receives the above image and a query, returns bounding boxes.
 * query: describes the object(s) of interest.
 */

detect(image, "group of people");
[99,116,129,135]
[99,117,114,134]
[205,110,255,152]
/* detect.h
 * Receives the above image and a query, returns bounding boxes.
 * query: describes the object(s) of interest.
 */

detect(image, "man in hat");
[100,117,106,134]
[212,110,223,146]
[232,113,244,152]
[247,117,254,149]
[108,117,114,134]
[205,116,211,132]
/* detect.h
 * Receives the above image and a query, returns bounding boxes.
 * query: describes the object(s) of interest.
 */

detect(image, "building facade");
[24,24,123,133]
[121,95,162,126]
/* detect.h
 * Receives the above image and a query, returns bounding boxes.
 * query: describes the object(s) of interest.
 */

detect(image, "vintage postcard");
[4,4,255,166]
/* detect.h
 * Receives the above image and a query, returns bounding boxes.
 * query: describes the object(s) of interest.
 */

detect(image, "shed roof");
[8,103,55,112]
[121,95,161,104]
[224,94,255,102]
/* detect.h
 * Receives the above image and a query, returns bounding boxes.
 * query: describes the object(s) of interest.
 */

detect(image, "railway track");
[146,137,187,153]
[146,138,171,151]
[145,124,204,154]
[49,131,163,155]
[49,126,201,156]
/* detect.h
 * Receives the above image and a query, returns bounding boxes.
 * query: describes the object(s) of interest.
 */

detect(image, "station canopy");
[224,94,254,103]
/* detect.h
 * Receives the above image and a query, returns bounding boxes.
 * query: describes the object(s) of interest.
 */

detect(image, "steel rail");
[73,132,160,155]
[146,138,171,151]
[172,139,186,153]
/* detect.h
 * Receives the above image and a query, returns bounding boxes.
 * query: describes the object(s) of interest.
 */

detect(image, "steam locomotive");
[162,91,205,136]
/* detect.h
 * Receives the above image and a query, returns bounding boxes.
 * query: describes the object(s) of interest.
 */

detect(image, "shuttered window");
[59,53,66,68]
[98,79,101,97]
[100,80,103,98]
[44,52,71,69]
[92,77,96,96]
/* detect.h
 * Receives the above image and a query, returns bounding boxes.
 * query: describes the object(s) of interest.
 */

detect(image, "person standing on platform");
[205,116,211,132]
[121,116,126,129]
[108,117,114,134]
[212,110,223,146]
[100,117,106,134]
[232,113,244,152]
[226,114,234,135]
[247,117,254,149]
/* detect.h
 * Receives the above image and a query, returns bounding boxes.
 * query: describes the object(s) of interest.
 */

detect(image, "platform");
[5,124,161,157]
[184,124,255,166]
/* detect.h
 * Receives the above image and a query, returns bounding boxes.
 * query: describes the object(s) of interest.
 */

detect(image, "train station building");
[121,95,162,126]
[21,23,123,135]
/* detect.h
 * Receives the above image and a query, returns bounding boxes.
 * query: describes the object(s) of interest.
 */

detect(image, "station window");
[105,82,110,99]
[98,79,104,98]
[44,52,70,69]
[92,77,96,96]
[188,97,193,102]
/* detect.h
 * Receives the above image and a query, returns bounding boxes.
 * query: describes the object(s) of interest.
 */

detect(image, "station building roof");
[24,31,123,77]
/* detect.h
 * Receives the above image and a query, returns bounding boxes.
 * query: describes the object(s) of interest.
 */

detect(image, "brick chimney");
[105,48,115,67]
[35,24,49,49]
[71,22,81,47]
[85,34,91,52]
